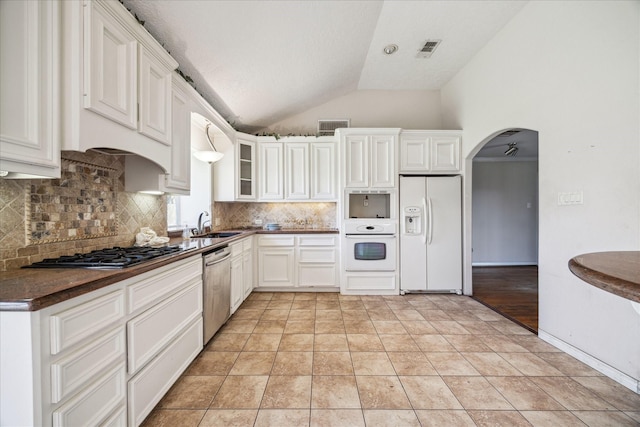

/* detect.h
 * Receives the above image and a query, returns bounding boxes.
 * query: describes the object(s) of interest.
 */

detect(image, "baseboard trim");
[538,329,639,394]
[253,287,339,293]
[472,262,538,267]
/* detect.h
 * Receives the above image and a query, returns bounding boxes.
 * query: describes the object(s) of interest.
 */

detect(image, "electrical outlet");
[254,219,263,226]
[558,191,583,205]
[215,218,221,226]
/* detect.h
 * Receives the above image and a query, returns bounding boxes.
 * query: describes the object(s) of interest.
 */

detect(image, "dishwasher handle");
[205,251,231,267]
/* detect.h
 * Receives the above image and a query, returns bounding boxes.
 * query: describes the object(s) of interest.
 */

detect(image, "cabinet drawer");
[230,240,244,257]
[50,290,125,355]
[344,274,396,291]
[52,363,126,427]
[127,256,201,314]
[297,235,336,246]
[51,327,125,404]
[128,317,203,427]
[298,247,336,263]
[102,405,126,427]
[258,235,295,247]
[243,237,253,251]
[127,279,202,374]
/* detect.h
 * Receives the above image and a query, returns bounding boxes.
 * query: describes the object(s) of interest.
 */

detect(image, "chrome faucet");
[197,211,210,235]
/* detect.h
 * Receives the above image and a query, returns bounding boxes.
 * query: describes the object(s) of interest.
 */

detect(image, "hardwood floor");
[471,266,538,333]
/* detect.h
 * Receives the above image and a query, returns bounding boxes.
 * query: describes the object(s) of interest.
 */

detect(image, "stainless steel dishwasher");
[202,245,231,344]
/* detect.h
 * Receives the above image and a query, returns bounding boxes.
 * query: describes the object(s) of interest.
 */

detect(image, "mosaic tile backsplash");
[213,201,337,230]
[0,150,167,271]
[29,158,118,243]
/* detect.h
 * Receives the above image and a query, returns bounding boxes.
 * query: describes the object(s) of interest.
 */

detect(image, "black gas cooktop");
[24,245,184,269]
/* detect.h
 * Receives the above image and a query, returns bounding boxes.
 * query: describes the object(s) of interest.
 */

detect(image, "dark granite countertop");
[568,251,640,304]
[0,228,339,312]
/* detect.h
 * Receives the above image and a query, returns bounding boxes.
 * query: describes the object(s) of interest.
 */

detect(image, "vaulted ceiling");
[122,0,527,132]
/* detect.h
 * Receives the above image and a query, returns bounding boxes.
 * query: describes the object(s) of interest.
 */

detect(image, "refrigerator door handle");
[427,197,434,245]
[421,197,428,245]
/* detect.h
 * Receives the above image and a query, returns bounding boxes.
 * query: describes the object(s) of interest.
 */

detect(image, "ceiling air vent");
[318,119,350,136]
[417,39,441,58]
[498,130,521,137]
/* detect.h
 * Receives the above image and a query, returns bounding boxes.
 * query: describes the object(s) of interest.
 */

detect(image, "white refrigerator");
[399,175,462,293]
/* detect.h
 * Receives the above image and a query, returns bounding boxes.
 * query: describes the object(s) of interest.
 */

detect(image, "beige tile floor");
[142,293,640,426]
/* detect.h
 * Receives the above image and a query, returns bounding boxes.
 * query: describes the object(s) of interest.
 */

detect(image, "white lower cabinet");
[242,238,254,298]
[50,327,125,404]
[230,247,244,313]
[230,237,254,313]
[257,234,338,289]
[127,316,202,426]
[127,279,202,374]
[259,249,296,287]
[0,255,203,427]
[296,235,337,288]
[52,362,126,427]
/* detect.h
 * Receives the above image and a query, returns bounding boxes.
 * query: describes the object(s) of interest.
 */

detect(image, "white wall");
[262,90,442,134]
[472,160,538,265]
[178,151,212,230]
[441,1,640,388]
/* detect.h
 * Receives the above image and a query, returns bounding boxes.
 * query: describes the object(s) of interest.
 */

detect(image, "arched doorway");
[470,129,539,333]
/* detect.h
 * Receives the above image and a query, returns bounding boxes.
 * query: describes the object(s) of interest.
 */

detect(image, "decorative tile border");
[27,158,118,244]
[213,201,337,230]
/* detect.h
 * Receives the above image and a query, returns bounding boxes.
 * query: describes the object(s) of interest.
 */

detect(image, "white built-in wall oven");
[344,222,397,272]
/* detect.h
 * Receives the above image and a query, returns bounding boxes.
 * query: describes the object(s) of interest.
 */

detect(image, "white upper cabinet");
[255,136,337,202]
[62,0,178,173]
[213,133,256,202]
[83,0,137,130]
[340,129,398,188]
[431,135,461,172]
[399,131,461,174]
[137,46,172,144]
[0,0,60,178]
[310,141,336,200]
[164,77,191,192]
[370,135,395,187]
[237,138,257,200]
[258,142,284,200]
[285,142,310,200]
[122,75,191,195]
[344,134,369,188]
[84,0,174,144]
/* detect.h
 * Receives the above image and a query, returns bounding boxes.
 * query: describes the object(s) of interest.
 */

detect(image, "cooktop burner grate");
[24,245,184,269]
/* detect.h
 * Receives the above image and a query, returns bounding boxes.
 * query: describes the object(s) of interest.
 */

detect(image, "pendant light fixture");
[194,122,224,163]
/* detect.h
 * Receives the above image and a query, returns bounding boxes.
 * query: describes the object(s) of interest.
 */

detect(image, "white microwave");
[344,189,397,220]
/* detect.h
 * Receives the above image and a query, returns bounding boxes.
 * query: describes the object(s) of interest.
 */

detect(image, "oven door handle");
[345,234,395,239]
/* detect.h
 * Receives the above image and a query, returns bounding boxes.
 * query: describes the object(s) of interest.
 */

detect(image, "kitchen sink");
[192,232,241,239]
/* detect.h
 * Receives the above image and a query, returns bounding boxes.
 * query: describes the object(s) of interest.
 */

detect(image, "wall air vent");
[417,39,441,58]
[318,119,350,136]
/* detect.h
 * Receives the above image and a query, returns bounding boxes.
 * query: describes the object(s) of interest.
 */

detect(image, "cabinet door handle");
[421,198,427,245]
[427,197,433,245]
